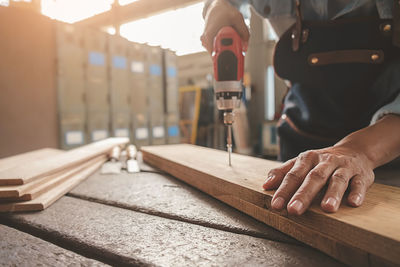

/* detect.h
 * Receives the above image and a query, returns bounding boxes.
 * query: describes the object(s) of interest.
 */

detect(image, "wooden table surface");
[0,159,398,266]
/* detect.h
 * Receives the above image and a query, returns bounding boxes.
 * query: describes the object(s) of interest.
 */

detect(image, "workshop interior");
[0,0,399,266]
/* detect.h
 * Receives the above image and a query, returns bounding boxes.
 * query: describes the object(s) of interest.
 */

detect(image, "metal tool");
[101,146,122,174]
[212,26,245,166]
[126,145,140,173]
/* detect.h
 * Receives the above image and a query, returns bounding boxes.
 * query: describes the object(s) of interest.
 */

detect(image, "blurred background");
[0,0,287,159]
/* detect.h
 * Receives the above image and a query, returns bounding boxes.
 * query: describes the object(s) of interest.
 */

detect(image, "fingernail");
[263,175,274,189]
[288,200,304,214]
[324,197,337,209]
[272,197,285,210]
[266,174,274,182]
[351,194,362,206]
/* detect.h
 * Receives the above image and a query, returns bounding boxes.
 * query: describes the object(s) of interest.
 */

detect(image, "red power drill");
[212,26,245,166]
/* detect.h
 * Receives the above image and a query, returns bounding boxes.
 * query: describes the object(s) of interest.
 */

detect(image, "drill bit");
[227,124,232,166]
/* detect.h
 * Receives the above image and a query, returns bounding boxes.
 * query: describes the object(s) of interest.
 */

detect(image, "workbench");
[0,159,399,266]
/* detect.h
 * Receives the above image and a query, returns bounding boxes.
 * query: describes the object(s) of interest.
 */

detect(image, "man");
[201,0,400,215]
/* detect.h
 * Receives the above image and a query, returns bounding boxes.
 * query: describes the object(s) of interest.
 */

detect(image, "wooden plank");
[0,155,105,200]
[0,157,105,212]
[0,137,129,185]
[0,225,107,266]
[141,144,400,265]
[0,148,63,172]
[0,169,66,199]
[1,197,342,266]
[0,149,66,198]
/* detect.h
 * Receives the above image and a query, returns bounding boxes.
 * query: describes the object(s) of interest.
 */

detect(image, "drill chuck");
[223,111,235,125]
[214,80,242,111]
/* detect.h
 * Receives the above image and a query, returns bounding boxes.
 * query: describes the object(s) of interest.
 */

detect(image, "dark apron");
[273,0,400,161]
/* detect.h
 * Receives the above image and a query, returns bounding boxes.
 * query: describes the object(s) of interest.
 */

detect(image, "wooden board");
[141,144,400,266]
[0,148,63,172]
[0,137,129,185]
[0,155,105,200]
[0,157,105,212]
[0,148,65,198]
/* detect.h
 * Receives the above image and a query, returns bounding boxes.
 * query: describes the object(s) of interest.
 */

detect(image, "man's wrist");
[333,141,376,170]
[333,116,400,169]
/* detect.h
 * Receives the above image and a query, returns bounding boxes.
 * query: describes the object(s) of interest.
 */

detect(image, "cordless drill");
[212,26,245,166]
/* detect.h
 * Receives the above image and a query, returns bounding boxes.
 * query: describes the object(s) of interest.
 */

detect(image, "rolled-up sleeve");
[204,0,293,19]
[227,0,248,8]
[371,92,400,124]
[230,0,293,18]
[203,0,250,19]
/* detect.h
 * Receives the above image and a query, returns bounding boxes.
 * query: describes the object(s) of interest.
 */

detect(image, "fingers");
[201,0,249,53]
[263,158,296,190]
[271,152,317,211]
[347,173,374,207]
[265,147,374,215]
[321,168,353,213]
[200,31,213,54]
[287,163,337,215]
[230,12,250,49]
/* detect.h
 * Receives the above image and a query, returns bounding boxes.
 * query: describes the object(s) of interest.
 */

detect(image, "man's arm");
[263,114,400,215]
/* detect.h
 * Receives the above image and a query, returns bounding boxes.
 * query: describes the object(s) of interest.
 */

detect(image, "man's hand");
[201,0,249,53]
[263,114,400,215]
[263,146,375,215]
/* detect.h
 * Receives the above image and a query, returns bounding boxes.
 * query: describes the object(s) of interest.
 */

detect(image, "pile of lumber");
[141,144,400,266]
[0,138,129,212]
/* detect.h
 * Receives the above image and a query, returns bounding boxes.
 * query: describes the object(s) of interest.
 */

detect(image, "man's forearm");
[335,114,400,169]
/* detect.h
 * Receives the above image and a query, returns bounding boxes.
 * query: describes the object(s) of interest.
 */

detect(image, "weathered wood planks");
[0,156,105,212]
[0,148,63,172]
[0,138,128,212]
[0,155,105,200]
[0,137,129,185]
[141,144,400,266]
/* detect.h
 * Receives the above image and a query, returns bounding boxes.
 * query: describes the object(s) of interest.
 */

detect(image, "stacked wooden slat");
[0,138,129,212]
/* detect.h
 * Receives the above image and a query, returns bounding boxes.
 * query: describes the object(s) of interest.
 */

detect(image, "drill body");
[212,26,245,165]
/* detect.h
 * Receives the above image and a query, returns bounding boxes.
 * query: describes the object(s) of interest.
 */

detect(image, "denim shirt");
[228,0,394,20]
[227,0,395,35]
[223,0,400,123]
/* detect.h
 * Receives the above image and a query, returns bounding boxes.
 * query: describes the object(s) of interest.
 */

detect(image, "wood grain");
[0,155,106,200]
[0,137,129,185]
[0,157,105,212]
[0,149,66,198]
[0,148,63,172]
[141,144,400,265]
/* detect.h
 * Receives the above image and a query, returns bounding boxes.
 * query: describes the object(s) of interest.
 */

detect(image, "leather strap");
[307,50,385,66]
[394,0,400,47]
[292,0,302,51]
[278,114,337,142]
